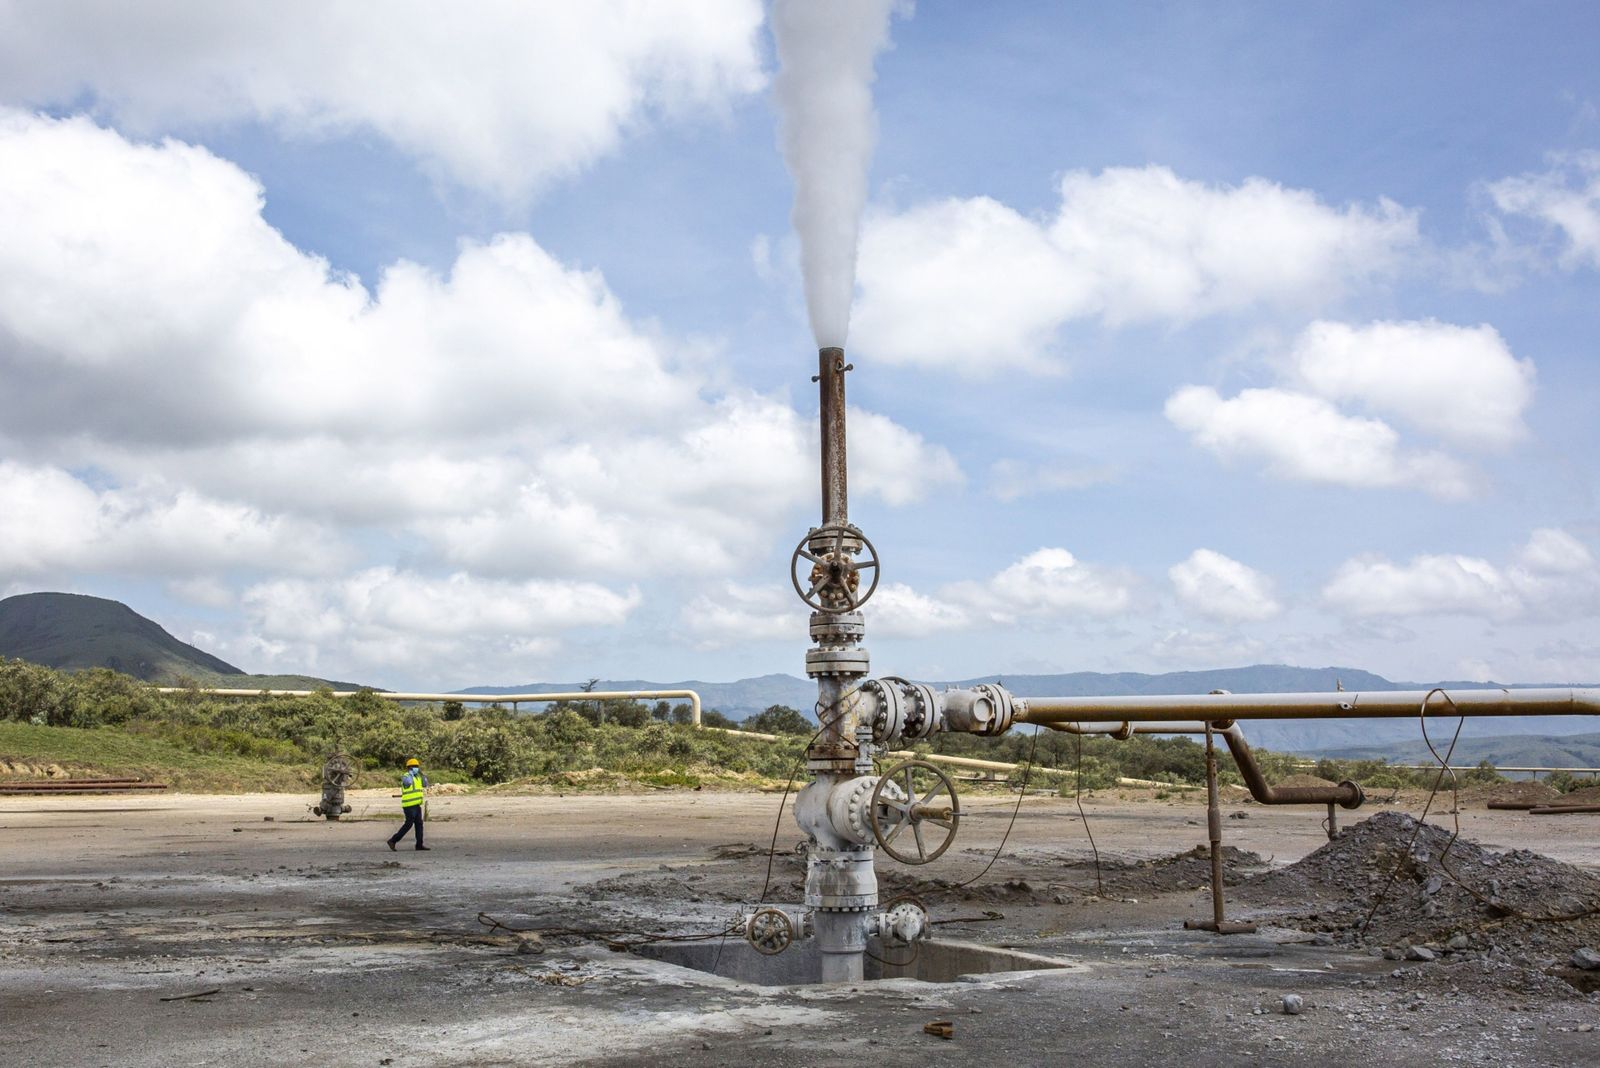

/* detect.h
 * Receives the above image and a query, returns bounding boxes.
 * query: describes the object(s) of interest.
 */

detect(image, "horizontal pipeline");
[1016,687,1600,724]
[155,688,703,726]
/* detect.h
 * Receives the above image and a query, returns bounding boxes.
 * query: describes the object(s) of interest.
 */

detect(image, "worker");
[386,758,430,851]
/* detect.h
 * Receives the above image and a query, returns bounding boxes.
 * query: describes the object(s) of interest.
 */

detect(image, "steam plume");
[771,0,900,348]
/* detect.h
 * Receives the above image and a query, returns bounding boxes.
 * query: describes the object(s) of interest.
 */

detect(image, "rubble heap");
[1244,811,1600,964]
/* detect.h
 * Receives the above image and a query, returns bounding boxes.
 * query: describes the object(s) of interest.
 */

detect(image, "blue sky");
[0,2,1597,689]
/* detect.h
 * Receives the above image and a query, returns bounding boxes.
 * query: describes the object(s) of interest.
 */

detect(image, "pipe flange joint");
[884,676,941,740]
[805,647,871,678]
[971,683,1016,735]
[1337,780,1366,810]
[810,610,866,644]
[860,677,904,743]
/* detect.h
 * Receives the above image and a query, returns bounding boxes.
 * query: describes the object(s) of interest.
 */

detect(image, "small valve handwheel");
[790,524,881,613]
[746,907,795,955]
[870,759,961,865]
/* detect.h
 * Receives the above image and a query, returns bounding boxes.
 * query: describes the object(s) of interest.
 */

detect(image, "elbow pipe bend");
[1212,720,1363,810]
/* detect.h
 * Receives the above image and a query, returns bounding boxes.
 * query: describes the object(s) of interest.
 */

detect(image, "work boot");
[387,840,396,851]
[416,845,431,851]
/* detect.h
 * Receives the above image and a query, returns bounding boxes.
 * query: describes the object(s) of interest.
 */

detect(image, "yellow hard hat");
[406,758,420,767]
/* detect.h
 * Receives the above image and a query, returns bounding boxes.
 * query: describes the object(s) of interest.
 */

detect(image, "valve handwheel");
[870,759,961,865]
[790,524,881,613]
[746,907,795,955]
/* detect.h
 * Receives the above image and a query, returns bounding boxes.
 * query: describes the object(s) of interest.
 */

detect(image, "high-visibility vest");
[401,771,426,808]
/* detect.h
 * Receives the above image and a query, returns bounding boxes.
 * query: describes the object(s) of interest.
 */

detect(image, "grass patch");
[0,722,312,792]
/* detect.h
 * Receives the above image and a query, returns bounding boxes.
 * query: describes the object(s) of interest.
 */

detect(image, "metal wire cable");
[1359,688,1464,937]
[1417,691,1600,925]
[1360,688,1600,937]
[756,694,858,904]
[1074,726,1105,895]
[944,722,1041,893]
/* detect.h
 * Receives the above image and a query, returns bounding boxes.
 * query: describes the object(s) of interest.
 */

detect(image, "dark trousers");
[389,805,424,848]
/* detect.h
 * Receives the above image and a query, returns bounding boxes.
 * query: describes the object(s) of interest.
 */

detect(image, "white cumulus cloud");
[1487,151,1600,270]
[854,166,1418,371]
[1322,528,1600,621]
[241,568,639,676]
[868,583,972,638]
[1169,549,1281,622]
[0,110,958,594]
[1164,386,1474,498]
[0,1,766,199]
[1167,318,1536,497]
[0,462,347,577]
[679,583,805,650]
[949,547,1137,624]
[1287,320,1533,449]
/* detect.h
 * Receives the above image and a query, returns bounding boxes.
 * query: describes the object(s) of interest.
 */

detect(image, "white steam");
[770,0,900,348]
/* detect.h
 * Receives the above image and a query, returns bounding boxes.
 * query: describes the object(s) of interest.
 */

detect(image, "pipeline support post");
[1184,723,1257,936]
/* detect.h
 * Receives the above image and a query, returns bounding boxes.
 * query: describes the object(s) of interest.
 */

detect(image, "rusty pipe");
[1205,728,1225,926]
[817,347,849,526]
[1016,687,1600,723]
[1210,720,1364,810]
[1042,719,1363,810]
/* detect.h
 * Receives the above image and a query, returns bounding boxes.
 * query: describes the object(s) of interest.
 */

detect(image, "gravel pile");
[1096,844,1265,894]
[1242,811,1600,969]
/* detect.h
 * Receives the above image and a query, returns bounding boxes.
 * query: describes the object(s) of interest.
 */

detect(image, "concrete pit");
[632,936,1074,986]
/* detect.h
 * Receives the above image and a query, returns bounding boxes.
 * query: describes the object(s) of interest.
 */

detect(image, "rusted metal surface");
[1529,804,1600,815]
[1042,718,1363,814]
[1213,721,1364,812]
[817,347,849,525]
[1182,726,1258,935]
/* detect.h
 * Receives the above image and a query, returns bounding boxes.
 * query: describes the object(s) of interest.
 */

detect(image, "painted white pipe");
[155,687,703,726]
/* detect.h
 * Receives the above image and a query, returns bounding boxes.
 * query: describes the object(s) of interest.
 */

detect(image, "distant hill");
[0,592,365,689]
[1321,731,1600,771]
[468,664,1598,755]
[0,592,243,680]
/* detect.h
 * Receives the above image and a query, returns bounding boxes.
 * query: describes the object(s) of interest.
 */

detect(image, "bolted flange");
[809,610,865,643]
[883,676,941,740]
[860,677,904,743]
[805,647,871,678]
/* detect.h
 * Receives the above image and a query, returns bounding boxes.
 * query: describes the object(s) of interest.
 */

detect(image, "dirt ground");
[3,788,1599,1067]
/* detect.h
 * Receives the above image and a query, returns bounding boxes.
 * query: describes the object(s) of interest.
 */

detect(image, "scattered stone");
[1447,933,1471,951]
[1572,947,1600,971]
[1282,994,1304,1015]
[1406,946,1436,962]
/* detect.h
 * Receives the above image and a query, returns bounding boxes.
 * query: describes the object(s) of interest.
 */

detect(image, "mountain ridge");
[0,592,362,689]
